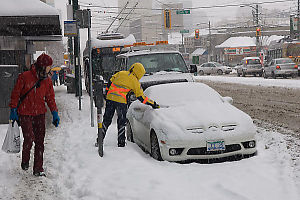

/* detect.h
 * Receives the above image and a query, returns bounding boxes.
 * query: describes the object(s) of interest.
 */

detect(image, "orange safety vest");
[107,83,131,101]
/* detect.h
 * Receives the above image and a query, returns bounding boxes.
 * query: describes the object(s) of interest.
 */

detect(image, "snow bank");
[194,75,300,89]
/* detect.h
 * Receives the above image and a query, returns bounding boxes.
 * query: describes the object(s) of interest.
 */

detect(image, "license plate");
[207,141,225,151]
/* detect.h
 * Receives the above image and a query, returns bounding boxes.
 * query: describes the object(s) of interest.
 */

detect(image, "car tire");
[242,71,246,77]
[217,69,223,75]
[198,70,204,76]
[150,131,163,161]
[259,73,262,77]
[237,73,240,77]
[126,122,134,143]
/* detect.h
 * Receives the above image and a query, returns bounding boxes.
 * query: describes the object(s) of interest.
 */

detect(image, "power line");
[79,0,295,10]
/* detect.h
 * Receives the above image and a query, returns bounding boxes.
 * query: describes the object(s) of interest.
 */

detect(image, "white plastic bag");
[1,121,20,153]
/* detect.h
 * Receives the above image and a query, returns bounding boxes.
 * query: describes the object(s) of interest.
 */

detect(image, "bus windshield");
[101,55,117,71]
[127,53,188,74]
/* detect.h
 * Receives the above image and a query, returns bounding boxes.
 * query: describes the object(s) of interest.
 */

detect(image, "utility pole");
[208,21,211,62]
[297,0,300,40]
[73,0,82,110]
[68,0,73,67]
[255,4,259,57]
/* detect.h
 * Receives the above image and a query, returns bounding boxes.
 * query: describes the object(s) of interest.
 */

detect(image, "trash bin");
[65,74,76,93]
[0,65,19,124]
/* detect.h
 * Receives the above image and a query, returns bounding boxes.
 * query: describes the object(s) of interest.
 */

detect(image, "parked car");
[197,62,232,75]
[263,58,298,79]
[236,57,263,77]
[126,82,257,162]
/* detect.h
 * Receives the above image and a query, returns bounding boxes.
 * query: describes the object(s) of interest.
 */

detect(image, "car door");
[131,106,150,148]
[210,63,217,74]
[267,60,275,76]
[203,63,211,74]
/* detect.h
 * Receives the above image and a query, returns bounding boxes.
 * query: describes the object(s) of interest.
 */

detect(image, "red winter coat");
[9,65,58,116]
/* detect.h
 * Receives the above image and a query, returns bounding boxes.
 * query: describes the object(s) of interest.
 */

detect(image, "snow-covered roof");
[91,34,136,49]
[260,35,284,46]
[0,0,59,16]
[216,37,256,48]
[216,35,285,49]
[191,48,207,56]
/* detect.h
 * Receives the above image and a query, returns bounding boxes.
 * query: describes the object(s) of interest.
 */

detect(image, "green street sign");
[180,29,189,33]
[176,10,190,14]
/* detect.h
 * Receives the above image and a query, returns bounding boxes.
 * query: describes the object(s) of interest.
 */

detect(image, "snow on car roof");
[145,82,222,106]
[118,50,181,58]
[0,0,59,16]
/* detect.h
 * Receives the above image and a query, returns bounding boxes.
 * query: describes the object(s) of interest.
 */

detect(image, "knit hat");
[36,53,53,69]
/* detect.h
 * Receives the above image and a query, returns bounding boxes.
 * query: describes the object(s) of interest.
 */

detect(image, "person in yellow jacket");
[100,63,159,148]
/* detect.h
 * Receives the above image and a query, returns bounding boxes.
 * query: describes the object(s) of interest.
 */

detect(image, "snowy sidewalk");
[0,85,299,200]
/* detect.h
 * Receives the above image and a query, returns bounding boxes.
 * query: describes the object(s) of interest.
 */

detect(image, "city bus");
[82,33,136,93]
[267,39,300,64]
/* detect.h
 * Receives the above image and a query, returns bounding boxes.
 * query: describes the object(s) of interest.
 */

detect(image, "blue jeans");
[102,100,128,144]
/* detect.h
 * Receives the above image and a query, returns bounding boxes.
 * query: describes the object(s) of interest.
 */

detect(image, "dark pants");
[102,100,128,144]
[20,114,46,173]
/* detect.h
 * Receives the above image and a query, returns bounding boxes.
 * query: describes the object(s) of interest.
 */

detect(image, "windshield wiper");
[164,68,184,73]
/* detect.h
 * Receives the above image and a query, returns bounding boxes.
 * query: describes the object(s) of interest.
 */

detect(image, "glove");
[151,101,160,109]
[9,108,19,123]
[51,111,60,127]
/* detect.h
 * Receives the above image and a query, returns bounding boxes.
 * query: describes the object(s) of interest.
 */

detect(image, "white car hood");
[157,102,252,130]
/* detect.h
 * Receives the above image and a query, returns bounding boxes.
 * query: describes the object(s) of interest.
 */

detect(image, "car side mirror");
[189,64,197,73]
[223,96,233,104]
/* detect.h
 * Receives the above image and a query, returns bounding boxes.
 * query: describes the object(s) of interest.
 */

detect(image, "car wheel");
[272,72,276,79]
[259,73,262,77]
[198,70,204,76]
[253,74,256,77]
[292,74,297,78]
[237,73,240,77]
[126,122,134,143]
[217,69,223,75]
[150,131,163,161]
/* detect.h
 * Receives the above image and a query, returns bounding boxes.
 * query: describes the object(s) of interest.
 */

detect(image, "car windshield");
[246,59,261,64]
[276,59,295,64]
[145,83,223,106]
[127,53,188,74]
[213,62,222,67]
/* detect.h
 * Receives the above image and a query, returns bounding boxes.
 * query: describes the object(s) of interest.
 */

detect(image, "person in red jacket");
[9,53,60,177]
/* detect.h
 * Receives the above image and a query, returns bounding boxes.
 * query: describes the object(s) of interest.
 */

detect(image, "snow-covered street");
[1,84,299,200]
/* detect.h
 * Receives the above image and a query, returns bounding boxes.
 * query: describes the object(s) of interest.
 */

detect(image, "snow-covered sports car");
[126,82,257,162]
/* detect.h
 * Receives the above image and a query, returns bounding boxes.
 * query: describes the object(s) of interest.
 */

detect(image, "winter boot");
[21,162,29,171]
[118,139,126,147]
[33,171,46,177]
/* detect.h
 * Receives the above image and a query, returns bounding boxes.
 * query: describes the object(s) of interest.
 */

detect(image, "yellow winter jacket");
[106,71,154,105]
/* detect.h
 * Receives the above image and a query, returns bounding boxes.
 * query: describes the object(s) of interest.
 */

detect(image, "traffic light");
[256,27,261,36]
[164,9,171,29]
[195,29,200,39]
